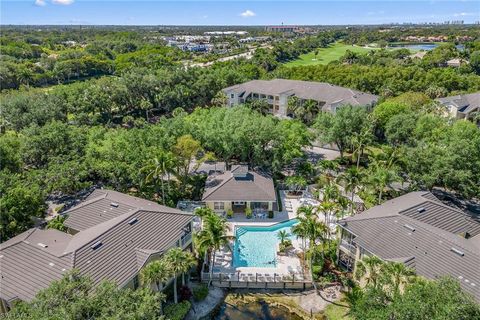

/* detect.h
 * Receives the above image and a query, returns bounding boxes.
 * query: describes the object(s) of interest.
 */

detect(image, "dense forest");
[1,26,480,242]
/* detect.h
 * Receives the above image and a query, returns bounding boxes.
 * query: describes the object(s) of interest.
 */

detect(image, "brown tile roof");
[0,189,193,303]
[340,191,480,301]
[64,189,180,232]
[223,79,378,108]
[202,166,276,202]
[437,92,480,114]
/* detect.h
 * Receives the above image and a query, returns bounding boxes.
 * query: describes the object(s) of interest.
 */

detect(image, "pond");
[214,300,303,320]
[387,43,465,51]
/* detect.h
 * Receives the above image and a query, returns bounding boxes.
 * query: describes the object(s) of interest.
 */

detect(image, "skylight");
[38,243,48,248]
[110,202,119,207]
[91,241,103,250]
[128,217,138,225]
[403,224,416,232]
[450,247,464,256]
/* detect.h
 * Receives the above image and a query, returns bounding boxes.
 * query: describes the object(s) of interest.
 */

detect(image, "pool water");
[233,219,298,268]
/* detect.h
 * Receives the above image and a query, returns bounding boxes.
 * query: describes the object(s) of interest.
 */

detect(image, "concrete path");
[185,286,225,320]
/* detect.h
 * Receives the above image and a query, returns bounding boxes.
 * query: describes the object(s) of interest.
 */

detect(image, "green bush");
[312,265,323,280]
[164,300,191,320]
[227,209,233,219]
[193,284,209,302]
[245,207,252,219]
[268,210,274,218]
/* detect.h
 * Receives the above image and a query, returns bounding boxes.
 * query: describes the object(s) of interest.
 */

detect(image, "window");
[233,201,245,205]
[268,95,273,100]
[230,94,234,98]
[133,275,139,289]
[274,96,279,101]
[214,202,224,210]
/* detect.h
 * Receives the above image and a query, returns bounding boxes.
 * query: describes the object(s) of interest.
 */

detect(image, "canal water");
[214,300,303,320]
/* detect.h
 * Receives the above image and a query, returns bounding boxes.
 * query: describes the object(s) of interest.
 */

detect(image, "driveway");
[303,146,340,162]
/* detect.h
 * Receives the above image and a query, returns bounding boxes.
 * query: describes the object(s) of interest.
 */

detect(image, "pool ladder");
[236,228,248,238]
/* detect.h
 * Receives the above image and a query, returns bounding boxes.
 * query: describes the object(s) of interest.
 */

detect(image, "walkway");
[185,286,225,320]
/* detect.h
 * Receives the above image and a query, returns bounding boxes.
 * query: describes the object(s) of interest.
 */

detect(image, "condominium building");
[223,79,378,117]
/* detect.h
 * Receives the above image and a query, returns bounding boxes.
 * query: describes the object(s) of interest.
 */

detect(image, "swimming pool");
[233,219,298,268]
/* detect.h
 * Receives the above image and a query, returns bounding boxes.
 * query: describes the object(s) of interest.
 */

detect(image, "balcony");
[340,239,356,255]
[180,232,192,248]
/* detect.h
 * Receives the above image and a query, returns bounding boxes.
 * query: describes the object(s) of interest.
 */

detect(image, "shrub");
[193,284,209,302]
[312,265,323,280]
[245,207,252,219]
[268,210,274,218]
[227,209,233,219]
[164,301,191,320]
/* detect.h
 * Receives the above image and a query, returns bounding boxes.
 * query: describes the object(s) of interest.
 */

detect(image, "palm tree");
[195,211,232,285]
[179,251,197,286]
[316,160,339,185]
[141,151,176,204]
[317,200,338,252]
[291,220,308,266]
[354,256,384,289]
[277,230,290,247]
[351,123,373,169]
[293,206,327,288]
[163,248,196,304]
[140,259,171,313]
[248,99,271,115]
[292,99,319,125]
[382,262,416,296]
[370,165,400,203]
[337,167,364,215]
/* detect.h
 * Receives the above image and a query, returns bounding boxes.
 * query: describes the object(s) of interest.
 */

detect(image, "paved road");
[184,44,272,68]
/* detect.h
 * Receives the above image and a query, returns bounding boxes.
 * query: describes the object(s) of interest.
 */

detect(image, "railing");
[176,201,205,213]
[180,232,192,247]
[340,239,356,254]
[201,271,312,290]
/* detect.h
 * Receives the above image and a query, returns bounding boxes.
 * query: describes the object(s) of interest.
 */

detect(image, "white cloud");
[52,0,74,5]
[240,10,256,18]
[35,0,46,6]
[454,12,474,17]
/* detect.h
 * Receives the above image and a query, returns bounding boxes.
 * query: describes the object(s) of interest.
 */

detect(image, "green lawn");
[324,296,351,320]
[285,43,376,67]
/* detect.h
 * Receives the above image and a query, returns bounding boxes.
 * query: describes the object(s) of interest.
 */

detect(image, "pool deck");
[226,190,300,232]
[214,193,306,278]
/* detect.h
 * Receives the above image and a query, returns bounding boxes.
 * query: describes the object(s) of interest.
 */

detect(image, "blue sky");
[1,1,479,25]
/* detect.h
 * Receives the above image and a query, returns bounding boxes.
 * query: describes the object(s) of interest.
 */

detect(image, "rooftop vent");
[91,241,103,250]
[460,231,471,239]
[38,243,48,248]
[451,247,464,257]
[417,207,426,213]
[403,224,416,232]
[110,202,119,208]
[49,262,55,267]
[128,217,138,225]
